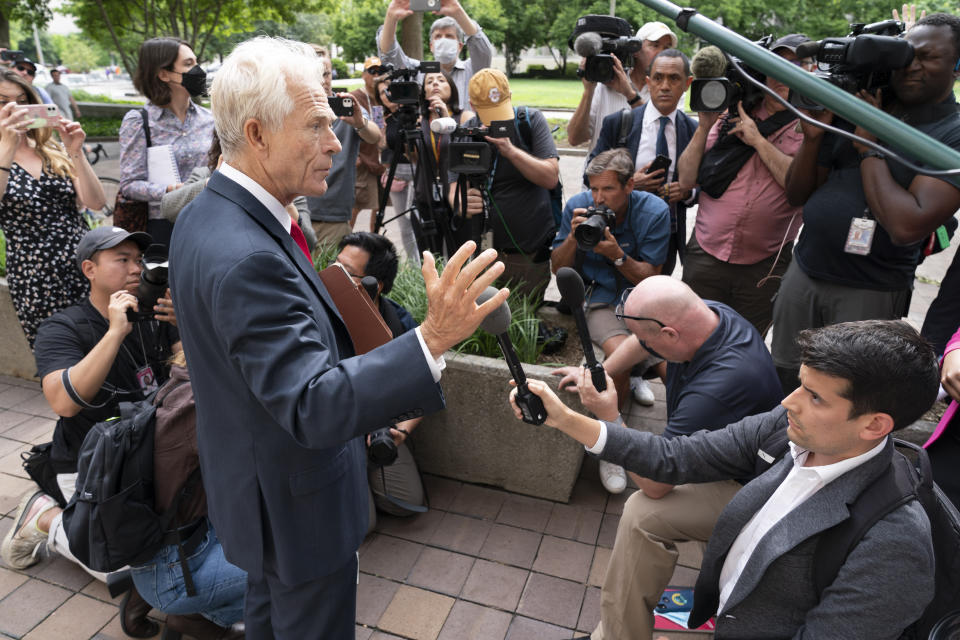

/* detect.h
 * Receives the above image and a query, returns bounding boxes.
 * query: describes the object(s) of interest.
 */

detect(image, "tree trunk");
[0,10,9,49]
[399,12,422,60]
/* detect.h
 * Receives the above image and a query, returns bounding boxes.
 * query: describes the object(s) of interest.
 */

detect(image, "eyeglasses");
[15,65,34,76]
[614,287,666,326]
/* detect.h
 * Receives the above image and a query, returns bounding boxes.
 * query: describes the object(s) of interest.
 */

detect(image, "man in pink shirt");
[677,34,810,335]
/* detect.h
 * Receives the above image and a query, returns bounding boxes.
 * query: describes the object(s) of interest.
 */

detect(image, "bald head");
[622,276,719,362]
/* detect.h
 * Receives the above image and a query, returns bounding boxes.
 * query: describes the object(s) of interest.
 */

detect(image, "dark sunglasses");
[15,65,35,76]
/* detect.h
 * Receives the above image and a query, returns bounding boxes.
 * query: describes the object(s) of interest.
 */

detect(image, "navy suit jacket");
[586,104,698,258]
[169,171,444,585]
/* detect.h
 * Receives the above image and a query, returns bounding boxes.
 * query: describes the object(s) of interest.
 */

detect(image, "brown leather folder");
[318,263,393,355]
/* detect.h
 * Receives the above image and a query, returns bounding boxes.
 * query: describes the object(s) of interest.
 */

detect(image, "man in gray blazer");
[169,37,508,639]
[515,317,937,639]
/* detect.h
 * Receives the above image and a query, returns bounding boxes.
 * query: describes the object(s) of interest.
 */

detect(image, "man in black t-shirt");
[3,226,178,635]
[458,69,559,299]
[772,14,960,393]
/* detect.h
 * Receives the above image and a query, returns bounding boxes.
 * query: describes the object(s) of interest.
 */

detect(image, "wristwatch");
[858,150,886,162]
[627,92,642,106]
[613,253,626,266]
[353,117,369,133]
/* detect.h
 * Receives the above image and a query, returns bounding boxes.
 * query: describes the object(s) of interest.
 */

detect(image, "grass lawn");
[508,78,582,109]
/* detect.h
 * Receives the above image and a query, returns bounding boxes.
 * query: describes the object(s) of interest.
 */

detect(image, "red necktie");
[289,221,313,265]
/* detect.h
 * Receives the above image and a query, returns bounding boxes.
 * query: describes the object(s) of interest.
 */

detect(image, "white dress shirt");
[217,163,444,382]
[634,103,679,175]
[716,437,888,613]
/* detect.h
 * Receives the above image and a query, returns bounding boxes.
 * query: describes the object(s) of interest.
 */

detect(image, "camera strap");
[376,465,428,514]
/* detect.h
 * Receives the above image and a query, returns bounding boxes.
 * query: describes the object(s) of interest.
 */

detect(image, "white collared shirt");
[716,437,888,613]
[635,103,679,175]
[215,163,445,382]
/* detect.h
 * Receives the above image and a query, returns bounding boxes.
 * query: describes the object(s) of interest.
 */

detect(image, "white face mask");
[433,38,459,65]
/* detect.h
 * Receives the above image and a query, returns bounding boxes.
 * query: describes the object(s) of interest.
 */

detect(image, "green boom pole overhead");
[637,0,960,187]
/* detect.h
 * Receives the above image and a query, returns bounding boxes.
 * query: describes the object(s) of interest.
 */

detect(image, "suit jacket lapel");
[206,172,344,327]
[720,440,895,613]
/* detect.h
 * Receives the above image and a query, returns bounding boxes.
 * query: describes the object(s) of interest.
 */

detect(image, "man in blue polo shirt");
[552,148,670,492]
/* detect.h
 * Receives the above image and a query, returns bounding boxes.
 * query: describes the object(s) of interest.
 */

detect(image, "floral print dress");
[0,164,89,347]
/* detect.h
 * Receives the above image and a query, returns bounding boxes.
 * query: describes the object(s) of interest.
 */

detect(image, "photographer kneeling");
[551,148,670,491]
[335,232,427,531]
[456,69,560,299]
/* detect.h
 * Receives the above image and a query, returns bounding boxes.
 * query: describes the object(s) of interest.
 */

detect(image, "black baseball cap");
[16,58,36,73]
[771,33,811,54]
[76,226,151,269]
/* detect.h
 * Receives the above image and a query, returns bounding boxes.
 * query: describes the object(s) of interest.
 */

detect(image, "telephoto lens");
[368,427,399,466]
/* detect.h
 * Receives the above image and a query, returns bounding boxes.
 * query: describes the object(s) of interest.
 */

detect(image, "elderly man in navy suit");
[168,37,508,639]
[587,49,697,276]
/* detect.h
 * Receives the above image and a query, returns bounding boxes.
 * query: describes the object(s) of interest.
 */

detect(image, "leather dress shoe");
[166,614,244,639]
[119,586,159,638]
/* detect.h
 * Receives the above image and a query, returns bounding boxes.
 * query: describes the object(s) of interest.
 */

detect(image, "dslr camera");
[368,427,398,466]
[448,120,514,175]
[575,205,617,251]
[126,244,169,322]
[789,20,912,110]
[569,15,642,84]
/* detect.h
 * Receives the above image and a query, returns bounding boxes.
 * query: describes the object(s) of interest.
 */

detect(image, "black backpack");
[60,383,200,575]
[756,430,960,638]
[514,106,564,229]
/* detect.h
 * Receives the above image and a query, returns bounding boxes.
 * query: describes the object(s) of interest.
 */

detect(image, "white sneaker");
[599,460,627,494]
[630,376,655,406]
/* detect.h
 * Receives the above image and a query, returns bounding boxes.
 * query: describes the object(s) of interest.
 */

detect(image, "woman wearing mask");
[0,69,105,347]
[119,37,214,248]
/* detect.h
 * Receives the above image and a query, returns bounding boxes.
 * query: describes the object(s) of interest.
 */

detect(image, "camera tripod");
[374,109,457,258]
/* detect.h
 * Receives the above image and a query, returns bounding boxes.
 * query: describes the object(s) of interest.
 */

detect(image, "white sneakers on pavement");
[599,460,627,494]
[630,376,655,406]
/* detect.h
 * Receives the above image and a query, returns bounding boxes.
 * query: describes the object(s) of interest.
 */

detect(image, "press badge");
[844,212,876,256]
[136,365,158,393]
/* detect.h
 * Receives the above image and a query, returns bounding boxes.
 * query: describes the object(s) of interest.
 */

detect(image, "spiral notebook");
[147,144,181,186]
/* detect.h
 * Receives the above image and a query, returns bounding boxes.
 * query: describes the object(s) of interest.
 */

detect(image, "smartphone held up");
[22,104,62,129]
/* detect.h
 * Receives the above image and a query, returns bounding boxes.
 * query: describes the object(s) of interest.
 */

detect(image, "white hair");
[211,36,325,159]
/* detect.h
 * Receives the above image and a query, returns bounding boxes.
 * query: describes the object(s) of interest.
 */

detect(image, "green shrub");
[330,58,351,80]
[78,116,124,138]
[73,90,142,105]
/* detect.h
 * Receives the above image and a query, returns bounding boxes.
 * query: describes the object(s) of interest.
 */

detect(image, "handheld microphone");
[361,276,379,302]
[477,287,547,425]
[555,267,607,393]
[434,106,443,118]
[690,45,728,78]
[430,117,458,134]
[573,32,603,57]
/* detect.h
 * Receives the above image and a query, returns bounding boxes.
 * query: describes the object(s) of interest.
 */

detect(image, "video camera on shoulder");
[575,204,617,251]
[126,244,168,323]
[569,15,642,84]
[448,120,514,175]
[689,36,773,113]
[380,61,442,106]
[788,20,912,110]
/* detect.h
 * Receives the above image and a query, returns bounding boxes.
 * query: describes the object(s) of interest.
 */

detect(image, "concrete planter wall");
[411,352,586,502]
[0,279,37,380]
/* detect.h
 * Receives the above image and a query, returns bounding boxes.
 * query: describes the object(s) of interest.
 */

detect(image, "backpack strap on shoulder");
[616,107,634,149]
[812,447,919,597]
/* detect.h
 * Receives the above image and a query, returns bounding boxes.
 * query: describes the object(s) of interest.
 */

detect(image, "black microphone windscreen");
[574,32,603,57]
[478,287,512,335]
[361,276,378,302]
[690,45,728,78]
[794,40,820,60]
[556,267,585,307]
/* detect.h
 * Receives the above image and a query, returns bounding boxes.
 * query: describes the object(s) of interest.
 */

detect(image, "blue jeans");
[131,519,246,627]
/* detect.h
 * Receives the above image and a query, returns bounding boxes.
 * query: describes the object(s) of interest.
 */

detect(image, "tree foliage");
[65,0,321,75]
[0,0,52,49]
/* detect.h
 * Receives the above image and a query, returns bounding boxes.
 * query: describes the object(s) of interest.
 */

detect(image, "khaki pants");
[592,479,742,640]
[311,220,353,253]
